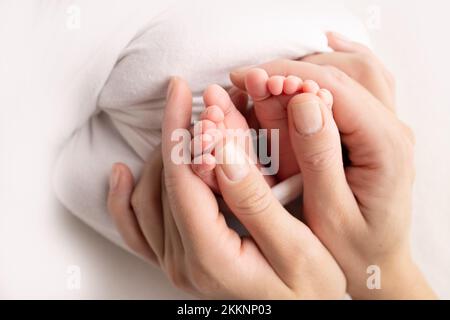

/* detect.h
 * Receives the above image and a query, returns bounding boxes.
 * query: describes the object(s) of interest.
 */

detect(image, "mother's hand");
[107,77,346,299]
[231,32,434,299]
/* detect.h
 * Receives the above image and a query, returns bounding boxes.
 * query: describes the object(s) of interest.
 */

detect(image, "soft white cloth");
[52,0,370,250]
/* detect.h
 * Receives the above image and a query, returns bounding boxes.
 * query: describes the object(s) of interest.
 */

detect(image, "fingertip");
[109,163,134,196]
[326,31,371,54]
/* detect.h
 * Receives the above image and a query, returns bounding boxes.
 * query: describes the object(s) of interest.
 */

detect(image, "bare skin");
[190,77,332,192]
[107,32,436,299]
[108,78,346,299]
[230,32,435,299]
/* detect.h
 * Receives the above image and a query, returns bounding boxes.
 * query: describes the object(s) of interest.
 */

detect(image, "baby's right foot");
[190,84,273,194]
[244,68,333,180]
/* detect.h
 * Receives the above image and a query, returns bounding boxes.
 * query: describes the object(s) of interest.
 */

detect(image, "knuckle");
[234,182,273,216]
[353,53,381,81]
[355,53,378,71]
[323,65,350,86]
[302,146,339,172]
[323,65,350,84]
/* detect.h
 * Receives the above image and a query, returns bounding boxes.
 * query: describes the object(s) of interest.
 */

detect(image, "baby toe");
[283,76,303,95]
[302,80,320,94]
[191,133,215,157]
[192,119,216,137]
[192,153,216,171]
[267,75,285,95]
[191,154,219,192]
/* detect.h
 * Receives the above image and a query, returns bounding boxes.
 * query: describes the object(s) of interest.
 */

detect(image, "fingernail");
[291,101,323,135]
[110,165,121,192]
[218,142,249,181]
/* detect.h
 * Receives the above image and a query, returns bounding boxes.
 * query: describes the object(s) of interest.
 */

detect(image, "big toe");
[244,68,270,101]
[203,84,248,130]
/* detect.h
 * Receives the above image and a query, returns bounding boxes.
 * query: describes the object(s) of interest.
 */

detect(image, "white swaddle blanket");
[53,0,369,251]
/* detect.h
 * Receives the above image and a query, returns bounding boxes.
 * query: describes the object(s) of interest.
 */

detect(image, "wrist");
[350,252,436,300]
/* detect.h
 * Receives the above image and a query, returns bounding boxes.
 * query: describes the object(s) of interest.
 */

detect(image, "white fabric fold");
[52,0,370,250]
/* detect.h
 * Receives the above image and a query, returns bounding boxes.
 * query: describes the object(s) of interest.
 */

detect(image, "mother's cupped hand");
[230,32,434,299]
[107,77,346,299]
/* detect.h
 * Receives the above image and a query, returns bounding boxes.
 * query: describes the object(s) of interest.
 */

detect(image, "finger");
[215,141,314,274]
[326,31,396,108]
[107,163,157,263]
[302,51,395,110]
[160,177,189,287]
[129,149,166,263]
[326,31,373,54]
[162,77,233,252]
[286,93,360,223]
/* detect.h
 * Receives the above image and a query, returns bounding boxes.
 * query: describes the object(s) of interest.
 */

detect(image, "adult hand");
[230,32,435,299]
[107,77,346,299]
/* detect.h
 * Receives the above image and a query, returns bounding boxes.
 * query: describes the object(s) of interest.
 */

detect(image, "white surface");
[0,0,449,299]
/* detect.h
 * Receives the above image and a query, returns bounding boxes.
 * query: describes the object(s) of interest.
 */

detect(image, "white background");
[0,0,449,299]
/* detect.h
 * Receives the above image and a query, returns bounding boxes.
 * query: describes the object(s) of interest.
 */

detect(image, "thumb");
[287,93,356,219]
[214,142,312,271]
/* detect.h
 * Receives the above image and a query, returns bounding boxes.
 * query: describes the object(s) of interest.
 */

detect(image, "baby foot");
[244,68,333,180]
[191,84,275,193]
